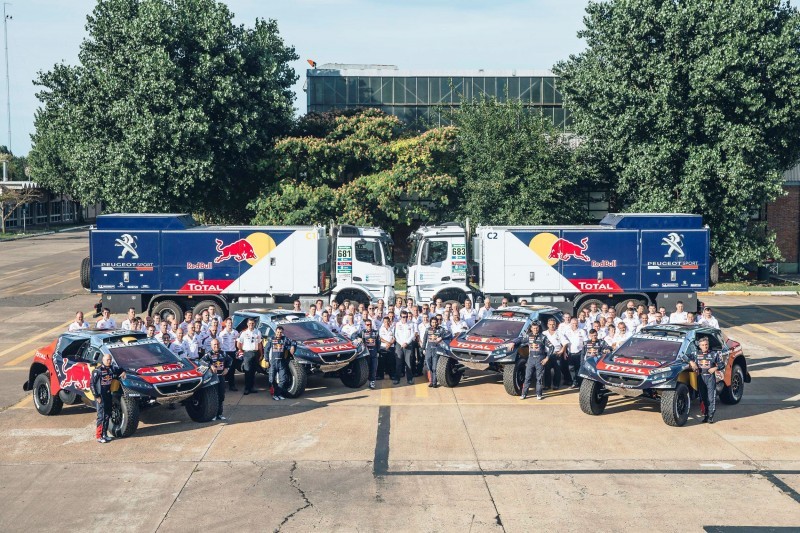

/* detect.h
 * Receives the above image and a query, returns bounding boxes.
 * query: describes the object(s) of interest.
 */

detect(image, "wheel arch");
[24,362,50,392]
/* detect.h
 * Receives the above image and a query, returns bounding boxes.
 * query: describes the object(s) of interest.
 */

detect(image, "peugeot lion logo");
[115,234,139,259]
[661,233,685,258]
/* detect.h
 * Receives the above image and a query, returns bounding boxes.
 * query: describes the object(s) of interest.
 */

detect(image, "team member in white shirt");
[184,326,202,361]
[563,318,588,388]
[697,307,720,328]
[586,302,601,324]
[158,322,176,343]
[460,299,478,327]
[178,311,194,335]
[477,299,493,320]
[543,319,566,390]
[449,314,469,337]
[378,316,395,380]
[237,318,263,395]
[68,311,89,332]
[315,299,325,317]
[169,328,190,358]
[340,315,360,339]
[217,317,240,391]
[393,311,416,385]
[433,298,446,316]
[609,322,632,350]
[206,304,224,325]
[306,305,321,322]
[120,308,137,330]
[669,301,689,324]
[621,309,639,332]
[96,308,117,330]
[558,314,572,335]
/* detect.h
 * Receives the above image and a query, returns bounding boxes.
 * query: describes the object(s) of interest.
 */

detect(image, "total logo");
[147,370,202,383]
[569,279,623,293]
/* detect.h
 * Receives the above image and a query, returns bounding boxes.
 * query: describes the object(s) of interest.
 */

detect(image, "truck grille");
[599,372,645,388]
[154,379,202,396]
[321,350,356,364]
[451,350,490,363]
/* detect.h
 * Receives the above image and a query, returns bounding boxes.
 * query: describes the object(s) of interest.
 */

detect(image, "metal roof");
[308,67,556,78]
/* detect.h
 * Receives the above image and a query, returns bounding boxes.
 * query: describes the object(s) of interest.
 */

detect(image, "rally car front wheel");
[110,394,140,437]
[503,358,526,396]
[32,373,63,416]
[284,359,308,398]
[436,357,462,388]
[661,383,691,427]
[185,386,218,423]
[340,358,369,388]
[579,379,608,415]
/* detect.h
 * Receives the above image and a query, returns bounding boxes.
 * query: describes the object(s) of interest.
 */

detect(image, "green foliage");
[249,109,459,233]
[28,0,297,222]
[0,146,27,180]
[555,0,800,274]
[449,98,595,225]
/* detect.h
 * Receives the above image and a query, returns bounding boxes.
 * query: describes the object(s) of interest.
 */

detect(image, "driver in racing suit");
[424,317,450,388]
[268,326,295,401]
[689,337,724,424]
[521,321,553,400]
[201,339,231,421]
[91,353,125,443]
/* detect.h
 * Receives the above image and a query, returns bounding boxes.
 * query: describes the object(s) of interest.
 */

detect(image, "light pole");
[3,3,10,155]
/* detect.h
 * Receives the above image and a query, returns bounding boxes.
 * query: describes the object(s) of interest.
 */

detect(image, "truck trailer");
[406,214,710,314]
[81,214,396,318]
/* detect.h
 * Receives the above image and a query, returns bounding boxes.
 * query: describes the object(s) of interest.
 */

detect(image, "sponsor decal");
[633,334,683,342]
[451,340,495,352]
[137,363,183,374]
[337,246,352,274]
[569,278,623,293]
[452,243,467,274]
[612,357,661,367]
[484,315,528,322]
[465,335,505,344]
[187,261,213,270]
[141,369,203,383]
[177,279,234,294]
[59,358,92,390]
[99,263,154,270]
[597,360,652,376]
[215,238,257,263]
[115,234,139,259]
[548,237,590,262]
[591,259,617,267]
[662,233,685,258]
[34,350,49,362]
[304,338,355,353]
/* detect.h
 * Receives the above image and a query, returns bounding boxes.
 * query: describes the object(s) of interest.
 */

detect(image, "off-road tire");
[579,379,608,415]
[152,300,183,324]
[436,356,462,388]
[192,299,221,318]
[110,394,140,437]
[720,364,745,405]
[80,257,91,290]
[340,358,369,388]
[284,359,308,398]
[185,385,218,423]
[661,383,691,427]
[32,373,63,416]
[503,358,526,396]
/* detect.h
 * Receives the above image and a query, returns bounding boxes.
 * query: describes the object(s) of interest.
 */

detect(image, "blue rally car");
[231,309,371,397]
[579,324,750,426]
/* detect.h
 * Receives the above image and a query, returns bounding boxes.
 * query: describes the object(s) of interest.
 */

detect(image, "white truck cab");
[406,223,473,305]
[330,225,396,305]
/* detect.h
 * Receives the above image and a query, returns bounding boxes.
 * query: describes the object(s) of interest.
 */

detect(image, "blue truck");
[80,214,396,319]
[406,213,712,313]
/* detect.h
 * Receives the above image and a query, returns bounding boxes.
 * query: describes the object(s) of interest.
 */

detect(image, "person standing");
[689,337,724,423]
[378,317,395,380]
[179,311,194,335]
[169,328,189,358]
[201,339,230,420]
[393,311,416,385]
[542,319,565,390]
[96,308,117,330]
[521,322,551,400]
[237,318,263,395]
[563,318,588,388]
[90,353,125,443]
[218,318,240,392]
[267,326,295,401]
[359,319,381,389]
[697,307,720,328]
[424,317,449,387]
[68,311,89,332]
[120,308,137,330]
[460,299,478,328]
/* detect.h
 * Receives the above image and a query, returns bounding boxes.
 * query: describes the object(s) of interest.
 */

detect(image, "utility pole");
[3,3,10,154]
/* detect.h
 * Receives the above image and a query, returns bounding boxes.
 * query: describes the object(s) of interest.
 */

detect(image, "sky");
[7,0,589,155]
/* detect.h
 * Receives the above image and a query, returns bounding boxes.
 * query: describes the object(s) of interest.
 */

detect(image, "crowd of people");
[69,297,722,442]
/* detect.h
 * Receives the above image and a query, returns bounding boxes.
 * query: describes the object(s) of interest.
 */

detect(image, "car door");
[54,338,93,393]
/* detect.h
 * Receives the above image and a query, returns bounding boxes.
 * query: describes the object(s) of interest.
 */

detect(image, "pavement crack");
[274,460,314,533]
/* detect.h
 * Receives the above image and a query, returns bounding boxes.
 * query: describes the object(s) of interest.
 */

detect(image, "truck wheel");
[340,358,369,388]
[661,383,691,427]
[579,379,608,415]
[577,298,604,317]
[185,385,218,422]
[32,373,63,416]
[720,364,745,405]
[80,257,91,290]
[109,394,140,437]
[284,359,308,398]
[152,300,183,323]
[193,299,222,318]
[503,359,525,396]
[709,258,720,287]
[436,357,462,388]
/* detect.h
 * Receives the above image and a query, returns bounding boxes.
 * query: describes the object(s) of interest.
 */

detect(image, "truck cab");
[406,224,473,305]
[330,225,396,305]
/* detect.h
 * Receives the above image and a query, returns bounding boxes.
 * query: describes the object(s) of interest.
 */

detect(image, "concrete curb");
[699,291,800,296]
[0,224,92,242]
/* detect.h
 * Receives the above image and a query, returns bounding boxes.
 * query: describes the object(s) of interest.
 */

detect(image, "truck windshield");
[612,337,684,362]
[468,319,527,339]
[422,240,448,266]
[110,342,182,368]
[355,239,383,266]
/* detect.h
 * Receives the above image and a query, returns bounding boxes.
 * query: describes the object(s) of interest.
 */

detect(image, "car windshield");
[109,341,182,368]
[281,321,336,342]
[612,337,684,362]
[468,319,527,339]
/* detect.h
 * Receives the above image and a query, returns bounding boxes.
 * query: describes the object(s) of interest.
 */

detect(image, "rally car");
[579,324,750,426]
[23,330,221,437]
[231,309,370,397]
[437,306,564,395]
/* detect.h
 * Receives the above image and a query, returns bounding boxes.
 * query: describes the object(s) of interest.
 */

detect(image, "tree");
[0,185,41,234]
[450,97,595,225]
[554,0,800,274]
[28,0,297,222]
[249,109,459,234]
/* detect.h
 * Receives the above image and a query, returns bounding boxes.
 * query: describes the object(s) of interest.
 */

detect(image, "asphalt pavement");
[0,232,799,532]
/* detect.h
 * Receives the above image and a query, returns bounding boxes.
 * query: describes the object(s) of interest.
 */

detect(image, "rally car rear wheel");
[720,364,745,405]
[340,358,369,388]
[503,358,525,396]
[436,357,462,388]
[185,386,218,423]
[110,394,140,437]
[284,359,307,398]
[579,379,608,415]
[661,383,691,427]
[32,373,63,416]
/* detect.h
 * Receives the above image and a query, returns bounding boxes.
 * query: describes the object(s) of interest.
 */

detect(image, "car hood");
[595,355,667,377]
[125,359,204,384]
[449,334,508,353]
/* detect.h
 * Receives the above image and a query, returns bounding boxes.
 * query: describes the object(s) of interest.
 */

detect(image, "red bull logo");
[549,237,590,262]
[60,358,91,390]
[214,238,257,263]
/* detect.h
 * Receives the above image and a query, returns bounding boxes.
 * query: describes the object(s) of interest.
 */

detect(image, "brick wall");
[766,185,800,271]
